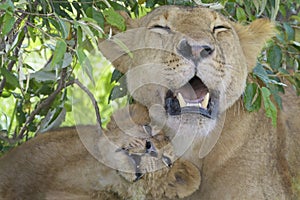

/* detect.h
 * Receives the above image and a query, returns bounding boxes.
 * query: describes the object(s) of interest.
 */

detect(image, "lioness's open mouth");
[165,76,218,118]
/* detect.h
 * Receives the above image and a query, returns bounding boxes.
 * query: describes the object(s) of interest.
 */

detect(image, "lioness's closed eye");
[1,5,299,200]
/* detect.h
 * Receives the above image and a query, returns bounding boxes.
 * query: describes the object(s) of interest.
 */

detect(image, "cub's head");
[100,6,274,158]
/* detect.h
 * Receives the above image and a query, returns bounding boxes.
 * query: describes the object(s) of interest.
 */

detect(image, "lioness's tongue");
[175,79,208,101]
[175,77,210,109]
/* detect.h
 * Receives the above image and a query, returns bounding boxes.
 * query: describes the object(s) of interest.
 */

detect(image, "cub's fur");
[1,5,299,200]
[0,104,200,199]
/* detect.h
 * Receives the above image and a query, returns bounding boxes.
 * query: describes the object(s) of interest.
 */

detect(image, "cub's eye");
[151,25,171,30]
[150,25,171,34]
[213,25,230,33]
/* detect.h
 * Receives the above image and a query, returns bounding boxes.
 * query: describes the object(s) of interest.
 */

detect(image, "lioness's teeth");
[177,93,186,107]
[187,102,201,107]
[202,93,210,109]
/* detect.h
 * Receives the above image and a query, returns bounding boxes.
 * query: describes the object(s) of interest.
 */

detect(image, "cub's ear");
[233,19,276,72]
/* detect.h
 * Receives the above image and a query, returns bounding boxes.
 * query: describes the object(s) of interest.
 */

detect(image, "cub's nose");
[177,39,214,65]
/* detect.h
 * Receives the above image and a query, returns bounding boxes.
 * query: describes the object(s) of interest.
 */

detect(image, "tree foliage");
[0,0,299,154]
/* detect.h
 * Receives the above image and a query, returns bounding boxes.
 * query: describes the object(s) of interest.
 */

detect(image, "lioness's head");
[100,6,274,158]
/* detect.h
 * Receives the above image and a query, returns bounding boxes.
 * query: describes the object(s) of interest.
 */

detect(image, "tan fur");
[1,5,299,200]
[0,104,201,200]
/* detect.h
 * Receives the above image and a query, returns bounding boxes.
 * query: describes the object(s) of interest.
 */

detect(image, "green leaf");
[27,79,54,95]
[76,25,83,46]
[10,29,25,52]
[236,7,247,22]
[39,107,66,132]
[109,76,127,101]
[254,0,267,17]
[253,63,268,77]
[146,0,156,8]
[80,0,93,11]
[30,71,57,82]
[108,1,128,11]
[16,100,26,125]
[0,0,14,11]
[64,102,72,112]
[52,1,72,19]
[1,90,11,98]
[80,39,94,52]
[51,39,67,68]
[267,45,282,70]
[261,87,277,126]
[2,12,15,36]
[270,0,280,21]
[103,7,126,31]
[290,15,300,22]
[57,17,70,39]
[268,85,283,110]
[62,52,72,68]
[278,68,289,75]
[283,22,295,41]
[253,64,286,87]
[0,67,19,89]
[279,4,287,18]
[85,7,105,28]
[253,64,272,85]
[244,83,261,112]
[111,69,124,83]
[77,20,98,44]
[27,26,36,42]
[76,48,95,85]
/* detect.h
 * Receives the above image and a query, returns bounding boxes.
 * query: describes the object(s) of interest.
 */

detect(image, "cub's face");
[100,6,273,158]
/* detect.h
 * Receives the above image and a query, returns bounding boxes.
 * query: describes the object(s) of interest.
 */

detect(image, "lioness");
[1,5,300,200]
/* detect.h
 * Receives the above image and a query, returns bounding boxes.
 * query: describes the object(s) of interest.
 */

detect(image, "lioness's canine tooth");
[177,93,187,107]
[202,93,210,109]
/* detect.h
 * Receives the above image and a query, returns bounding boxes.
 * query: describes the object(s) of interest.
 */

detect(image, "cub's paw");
[164,160,201,199]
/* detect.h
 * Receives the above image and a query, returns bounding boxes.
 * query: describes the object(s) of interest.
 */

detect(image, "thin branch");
[17,77,102,139]
[15,9,55,17]
[18,68,72,138]
[73,79,102,128]
[7,12,27,39]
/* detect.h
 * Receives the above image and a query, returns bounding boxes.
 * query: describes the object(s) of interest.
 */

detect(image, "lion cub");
[93,104,201,199]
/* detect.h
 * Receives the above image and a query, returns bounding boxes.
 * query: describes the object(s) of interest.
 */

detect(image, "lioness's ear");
[234,19,275,72]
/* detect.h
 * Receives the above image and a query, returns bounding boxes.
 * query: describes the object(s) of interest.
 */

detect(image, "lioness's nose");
[177,39,214,64]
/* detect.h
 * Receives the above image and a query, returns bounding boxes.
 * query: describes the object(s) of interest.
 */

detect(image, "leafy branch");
[17,68,71,139]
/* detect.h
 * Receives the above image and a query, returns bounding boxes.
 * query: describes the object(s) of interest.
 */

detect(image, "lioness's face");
[100,6,267,157]
[144,6,247,113]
